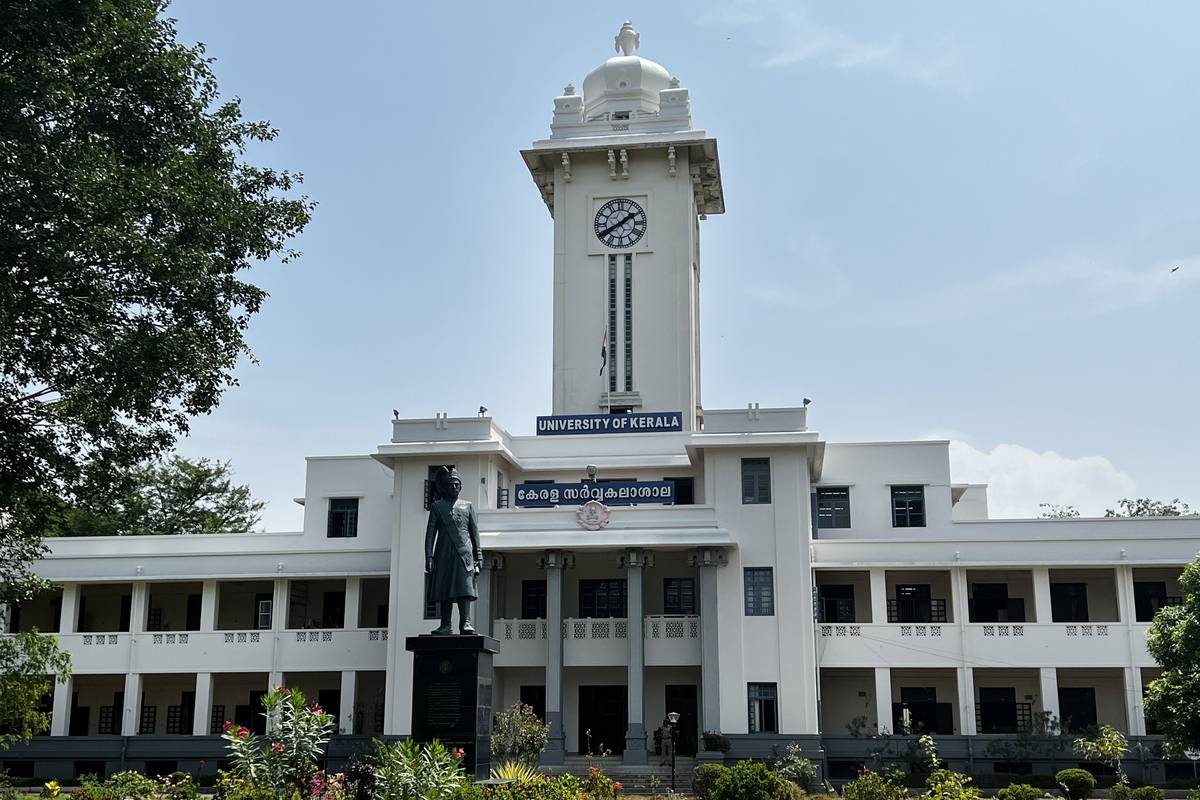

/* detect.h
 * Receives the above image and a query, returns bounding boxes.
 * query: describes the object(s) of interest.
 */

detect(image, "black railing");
[887,598,948,623]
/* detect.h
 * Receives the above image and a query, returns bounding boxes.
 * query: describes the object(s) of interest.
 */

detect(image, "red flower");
[222,720,234,732]
[310,703,323,713]
[272,742,284,753]
[614,783,622,791]
[237,726,250,739]
[589,767,598,777]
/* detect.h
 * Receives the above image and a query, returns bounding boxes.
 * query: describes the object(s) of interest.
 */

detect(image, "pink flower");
[271,742,284,753]
[310,703,323,713]
[237,726,250,739]
[453,747,465,759]
[222,721,234,732]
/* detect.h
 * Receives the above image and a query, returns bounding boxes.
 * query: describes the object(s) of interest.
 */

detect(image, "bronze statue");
[424,467,482,635]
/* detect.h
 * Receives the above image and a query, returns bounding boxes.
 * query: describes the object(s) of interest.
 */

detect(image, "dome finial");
[615,21,640,56]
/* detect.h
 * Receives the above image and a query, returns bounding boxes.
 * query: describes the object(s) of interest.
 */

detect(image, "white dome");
[581,22,672,118]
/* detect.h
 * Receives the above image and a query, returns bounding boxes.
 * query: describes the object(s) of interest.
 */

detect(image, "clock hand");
[599,213,634,237]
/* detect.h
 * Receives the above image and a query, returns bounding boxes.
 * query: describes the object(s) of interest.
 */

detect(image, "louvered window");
[741,458,771,504]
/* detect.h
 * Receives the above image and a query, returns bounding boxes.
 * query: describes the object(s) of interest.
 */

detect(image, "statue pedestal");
[405,634,499,781]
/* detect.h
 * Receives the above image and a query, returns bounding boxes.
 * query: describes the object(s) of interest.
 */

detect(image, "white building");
[3,21,1199,784]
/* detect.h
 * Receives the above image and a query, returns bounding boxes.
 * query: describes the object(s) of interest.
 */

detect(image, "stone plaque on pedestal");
[406,634,499,781]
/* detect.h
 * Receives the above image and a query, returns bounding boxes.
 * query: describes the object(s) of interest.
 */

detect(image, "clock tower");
[522,22,724,431]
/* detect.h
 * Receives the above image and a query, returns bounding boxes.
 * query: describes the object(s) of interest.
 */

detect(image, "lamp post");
[666,710,681,791]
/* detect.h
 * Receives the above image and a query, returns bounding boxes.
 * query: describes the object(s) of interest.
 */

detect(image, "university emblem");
[576,500,610,531]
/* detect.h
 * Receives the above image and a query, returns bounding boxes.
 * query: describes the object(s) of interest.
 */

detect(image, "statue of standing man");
[424,467,482,635]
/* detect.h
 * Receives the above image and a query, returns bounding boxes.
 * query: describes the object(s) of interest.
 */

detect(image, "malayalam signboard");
[514,480,676,508]
[535,412,683,435]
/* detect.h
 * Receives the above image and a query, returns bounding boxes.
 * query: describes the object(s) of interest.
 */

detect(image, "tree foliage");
[1,0,309,744]
[53,455,265,536]
[1105,498,1193,517]
[1146,559,1200,748]
[0,0,311,545]
[1040,504,1081,519]
[0,630,71,748]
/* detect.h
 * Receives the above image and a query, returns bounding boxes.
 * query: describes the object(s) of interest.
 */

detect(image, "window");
[579,579,627,618]
[521,580,547,619]
[327,498,359,538]
[666,476,695,505]
[1050,582,1089,622]
[1057,687,1097,733]
[255,599,272,630]
[1134,581,1174,622]
[743,568,775,616]
[139,704,157,735]
[818,584,855,623]
[608,255,618,393]
[747,683,778,733]
[970,583,1026,623]
[623,254,633,392]
[816,487,851,528]
[664,578,696,615]
[741,458,771,504]
[891,486,925,527]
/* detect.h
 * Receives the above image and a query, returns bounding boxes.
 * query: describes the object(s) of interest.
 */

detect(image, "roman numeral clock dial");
[594,199,647,249]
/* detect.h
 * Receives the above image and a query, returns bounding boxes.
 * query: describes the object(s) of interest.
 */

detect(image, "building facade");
[3,22,1199,783]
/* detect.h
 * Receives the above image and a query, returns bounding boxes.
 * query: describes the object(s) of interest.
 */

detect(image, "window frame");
[663,578,697,615]
[890,485,926,528]
[741,458,772,505]
[327,497,360,538]
[747,682,779,734]
[743,567,775,616]
[815,486,852,529]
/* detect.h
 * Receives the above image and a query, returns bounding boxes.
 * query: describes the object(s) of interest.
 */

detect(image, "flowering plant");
[220,686,334,794]
[490,703,550,765]
[308,771,349,800]
[583,765,619,800]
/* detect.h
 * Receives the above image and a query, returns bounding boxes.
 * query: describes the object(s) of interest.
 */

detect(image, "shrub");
[372,738,466,800]
[491,704,550,765]
[694,764,730,800]
[772,743,816,790]
[1130,788,1164,800]
[839,770,909,800]
[343,755,378,800]
[213,771,286,800]
[221,686,334,795]
[1055,769,1096,800]
[997,784,1045,800]
[582,765,620,800]
[711,760,791,800]
[926,768,981,800]
[1187,788,1200,800]
[490,761,537,783]
[772,782,805,800]
[159,772,200,800]
[1110,784,1133,800]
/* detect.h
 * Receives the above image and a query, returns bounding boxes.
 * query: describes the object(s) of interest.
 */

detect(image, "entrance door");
[978,686,1017,733]
[664,685,698,756]
[578,685,627,756]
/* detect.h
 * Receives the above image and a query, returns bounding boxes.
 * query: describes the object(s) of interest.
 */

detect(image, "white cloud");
[946,439,1136,519]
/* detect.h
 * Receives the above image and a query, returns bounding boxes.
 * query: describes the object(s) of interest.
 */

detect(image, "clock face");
[594,199,647,249]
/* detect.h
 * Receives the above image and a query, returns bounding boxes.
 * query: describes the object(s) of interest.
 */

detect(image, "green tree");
[1,0,309,741]
[1074,725,1129,785]
[1105,498,1193,517]
[1146,559,1200,748]
[53,456,266,536]
[1040,504,1081,519]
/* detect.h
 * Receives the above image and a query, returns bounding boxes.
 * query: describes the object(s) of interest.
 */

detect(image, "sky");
[167,1,1200,531]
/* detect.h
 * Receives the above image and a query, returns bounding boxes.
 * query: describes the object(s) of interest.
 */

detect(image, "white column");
[340,670,358,735]
[272,578,289,631]
[476,563,492,637]
[870,569,889,623]
[1039,667,1060,723]
[193,672,214,736]
[199,580,218,631]
[957,667,977,735]
[50,676,73,736]
[951,568,970,625]
[1116,566,1136,624]
[624,550,647,765]
[1033,568,1053,623]
[344,577,361,631]
[1124,666,1145,736]
[122,672,143,736]
[59,583,79,633]
[543,551,566,764]
[699,556,722,733]
[129,581,148,633]
[874,667,893,735]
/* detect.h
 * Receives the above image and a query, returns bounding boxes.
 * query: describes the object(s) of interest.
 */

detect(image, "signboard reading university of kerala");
[515,480,676,508]
[535,411,684,435]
